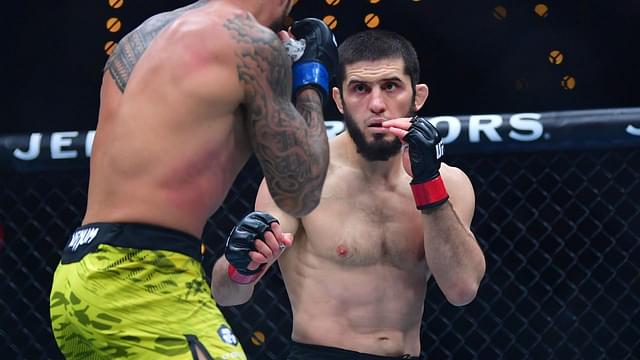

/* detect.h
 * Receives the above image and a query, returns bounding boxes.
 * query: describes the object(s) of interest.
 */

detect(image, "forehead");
[344,58,409,84]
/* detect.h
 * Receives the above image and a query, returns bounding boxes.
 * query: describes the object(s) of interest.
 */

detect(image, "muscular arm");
[224,14,329,217]
[423,166,486,306]
[211,179,301,306]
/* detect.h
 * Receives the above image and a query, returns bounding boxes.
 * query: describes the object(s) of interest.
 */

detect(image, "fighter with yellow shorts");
[50,223,246,360]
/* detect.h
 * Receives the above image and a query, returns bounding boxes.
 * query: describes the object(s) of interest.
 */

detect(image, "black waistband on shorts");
[287,341,423,360]
[60,222,203,264]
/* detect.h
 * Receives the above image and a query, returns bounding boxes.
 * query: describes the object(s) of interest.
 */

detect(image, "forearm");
[295,88,326,131]
[211,257,256,307]
[423,202,486,306]
[296,88,330,201]
[296,88,330,158]
[269,89,329,217]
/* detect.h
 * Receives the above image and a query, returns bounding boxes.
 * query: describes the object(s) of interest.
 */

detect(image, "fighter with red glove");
[385,116,449,210]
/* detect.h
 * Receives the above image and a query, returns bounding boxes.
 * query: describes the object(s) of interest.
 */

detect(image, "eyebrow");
[346,76,405,86]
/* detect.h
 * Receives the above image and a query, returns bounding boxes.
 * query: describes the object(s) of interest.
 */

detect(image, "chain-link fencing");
[2,144,638,359]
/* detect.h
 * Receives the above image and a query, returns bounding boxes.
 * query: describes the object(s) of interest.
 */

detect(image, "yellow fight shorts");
[49,223,246,360]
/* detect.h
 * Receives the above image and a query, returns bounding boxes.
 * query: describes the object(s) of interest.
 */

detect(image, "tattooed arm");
[225,14,329,217]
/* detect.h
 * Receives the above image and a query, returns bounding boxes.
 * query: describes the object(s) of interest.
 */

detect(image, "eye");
[384,82,398,91]
[353,84,368,93]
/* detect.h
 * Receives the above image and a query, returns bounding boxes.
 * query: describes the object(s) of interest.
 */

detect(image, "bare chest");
[302,185,425,269]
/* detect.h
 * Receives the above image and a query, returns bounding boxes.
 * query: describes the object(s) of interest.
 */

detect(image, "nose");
[368,87,386,114]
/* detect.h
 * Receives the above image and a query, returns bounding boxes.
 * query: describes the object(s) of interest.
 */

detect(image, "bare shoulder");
[162,8,246,60]
[222,11,281,47]
[105,1,210,91]
[440,163,475,223]
[441,163,472,189]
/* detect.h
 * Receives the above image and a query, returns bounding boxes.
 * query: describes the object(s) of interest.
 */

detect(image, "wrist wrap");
[227,264,266,285]
[410,175,449,210]
[292,62,329,99]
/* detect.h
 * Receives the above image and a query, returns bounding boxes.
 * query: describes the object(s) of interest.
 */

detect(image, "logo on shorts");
[68,227,99,251]
[217,325,238,346]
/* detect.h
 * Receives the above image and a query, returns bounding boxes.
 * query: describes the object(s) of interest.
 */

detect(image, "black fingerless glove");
[225,211,279,284]
[403,116,449,210]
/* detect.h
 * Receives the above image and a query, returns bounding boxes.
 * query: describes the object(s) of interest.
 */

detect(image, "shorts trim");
[61,222,203,263]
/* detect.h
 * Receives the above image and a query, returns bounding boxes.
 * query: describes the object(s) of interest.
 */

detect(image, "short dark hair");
[335,30,420,90]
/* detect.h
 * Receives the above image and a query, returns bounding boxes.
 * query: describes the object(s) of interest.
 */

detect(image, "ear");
[414,84,429,111]
[332,87,344,114]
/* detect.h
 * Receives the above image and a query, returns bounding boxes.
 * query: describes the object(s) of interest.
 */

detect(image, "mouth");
[366,119,385,128]
[366,123,389,134]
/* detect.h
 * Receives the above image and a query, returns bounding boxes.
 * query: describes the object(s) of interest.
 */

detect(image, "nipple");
[336,245,349,257]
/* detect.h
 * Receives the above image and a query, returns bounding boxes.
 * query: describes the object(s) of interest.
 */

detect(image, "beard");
[343,100,417,162]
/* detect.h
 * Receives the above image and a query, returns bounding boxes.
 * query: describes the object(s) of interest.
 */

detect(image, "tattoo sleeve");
[225,14,329,217]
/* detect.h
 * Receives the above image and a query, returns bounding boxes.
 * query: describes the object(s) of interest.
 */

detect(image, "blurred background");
[1,1,639,359]
[4,0,639,133]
